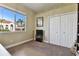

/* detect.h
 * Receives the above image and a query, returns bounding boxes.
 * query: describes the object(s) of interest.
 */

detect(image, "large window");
[0,7,26,32]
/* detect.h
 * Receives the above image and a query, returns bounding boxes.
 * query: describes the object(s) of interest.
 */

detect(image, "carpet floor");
[7,40,74,56]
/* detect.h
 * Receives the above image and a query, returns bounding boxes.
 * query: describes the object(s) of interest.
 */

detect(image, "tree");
[16,19,24,27]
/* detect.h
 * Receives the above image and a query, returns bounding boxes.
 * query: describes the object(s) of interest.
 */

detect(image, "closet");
[49,12,77,48]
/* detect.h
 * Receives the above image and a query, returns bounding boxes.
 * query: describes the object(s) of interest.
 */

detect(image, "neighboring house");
[0,19,15,32]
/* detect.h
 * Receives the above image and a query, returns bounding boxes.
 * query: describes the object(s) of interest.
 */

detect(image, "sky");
[0,7,26,23]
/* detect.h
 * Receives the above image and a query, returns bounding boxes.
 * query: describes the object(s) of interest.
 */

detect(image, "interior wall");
[35,3,78,43]
[0,3,35,47]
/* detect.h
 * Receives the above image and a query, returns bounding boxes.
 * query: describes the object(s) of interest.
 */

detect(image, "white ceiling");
[20,3,71,13]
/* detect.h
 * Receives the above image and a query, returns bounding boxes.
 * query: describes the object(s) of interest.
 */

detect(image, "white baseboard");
[43,40,49,43]
[5,38,33,49]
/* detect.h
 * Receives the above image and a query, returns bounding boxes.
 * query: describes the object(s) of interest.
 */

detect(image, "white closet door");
[71,13,77,47]
[66,14,73,48]
[60,13,77,48]
[49,12,77,48]
[60,14,67,47]
[60,14,72,48]
[50,16,60,45]
[67,13,77,48]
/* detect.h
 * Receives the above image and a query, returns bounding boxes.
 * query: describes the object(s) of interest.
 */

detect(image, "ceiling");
[20,3,71,13]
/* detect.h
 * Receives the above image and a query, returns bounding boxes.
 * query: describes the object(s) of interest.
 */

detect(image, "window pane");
[0,7,3,31]
[15,13,26,32]
[2,8,15,32]
[0,7,3,19]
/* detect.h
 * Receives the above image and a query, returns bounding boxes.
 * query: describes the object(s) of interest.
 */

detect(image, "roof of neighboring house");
[0,19,13,24]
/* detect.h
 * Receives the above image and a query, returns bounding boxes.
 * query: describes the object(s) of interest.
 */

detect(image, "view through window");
[0,7,26,32]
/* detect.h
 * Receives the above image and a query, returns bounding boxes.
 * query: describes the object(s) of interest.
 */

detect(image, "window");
[15,13,26,32]
[0,7,26,32]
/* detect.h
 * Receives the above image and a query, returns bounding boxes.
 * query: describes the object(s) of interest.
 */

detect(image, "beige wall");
[35,3,78,42]
[0,3,35,47]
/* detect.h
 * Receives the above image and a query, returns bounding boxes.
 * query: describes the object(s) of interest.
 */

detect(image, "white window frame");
[0,6,27,33]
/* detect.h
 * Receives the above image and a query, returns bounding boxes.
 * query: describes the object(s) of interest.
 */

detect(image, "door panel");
[60,14,73,48]
[71,13,77,47]
[60,13,77,48]
[60,15,67,47]
[50,16,60,45]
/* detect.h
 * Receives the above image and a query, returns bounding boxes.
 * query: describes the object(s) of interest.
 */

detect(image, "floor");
[7,40,74,56]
